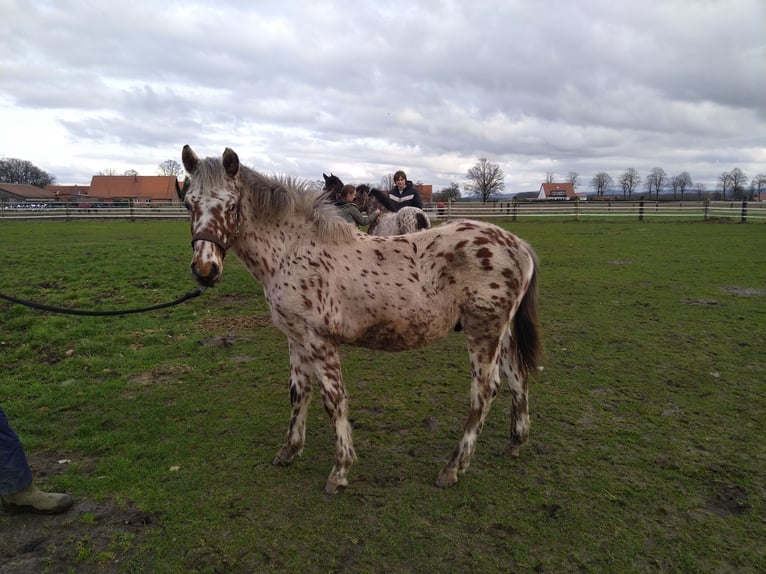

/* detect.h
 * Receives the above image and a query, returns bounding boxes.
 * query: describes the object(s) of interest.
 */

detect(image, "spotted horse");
[322,173,430,236]
[182,145,542,494]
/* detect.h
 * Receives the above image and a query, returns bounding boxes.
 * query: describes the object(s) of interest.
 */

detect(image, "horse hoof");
[503,443,522,458]
[435,469,458,488]
[272,446,300,466]
[324,476,348,495]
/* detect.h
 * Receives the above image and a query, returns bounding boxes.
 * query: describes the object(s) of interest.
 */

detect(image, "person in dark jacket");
[1,406,74,514]
[389,170,423,211]
[334,184,380,228]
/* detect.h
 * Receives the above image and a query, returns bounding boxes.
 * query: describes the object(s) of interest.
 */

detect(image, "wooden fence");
[1,198,764,223]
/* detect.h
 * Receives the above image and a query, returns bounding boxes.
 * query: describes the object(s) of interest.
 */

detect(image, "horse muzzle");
[190,233,229,287]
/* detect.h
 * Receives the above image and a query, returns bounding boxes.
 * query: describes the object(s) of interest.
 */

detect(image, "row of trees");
[0,158,56,187]
[434,159,766,203]
[591,167,766,201]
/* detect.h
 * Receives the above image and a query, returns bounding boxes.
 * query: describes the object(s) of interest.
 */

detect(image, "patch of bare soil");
[705,483,749,517]
[197,313,273,334]
[0,452,153,574]
[682,298,722,306]
[720,286,765,297]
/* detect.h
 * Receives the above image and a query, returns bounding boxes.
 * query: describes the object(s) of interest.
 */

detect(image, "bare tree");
[729,168,748,199]
[645,167,668,200]
[97,168,118,176]
[435,183,461,202]
[618,168,641,200]
[545,172,555,184]
[670,172,693,200]
[379,174,394,191]
[568,171,580,190]
[158,159,183,177]
[590,172,613,197]
[695,182,707,199]
[0,158,56,187]
[124,169,139,176]
[466,158,505,203]
[717,171,733,200]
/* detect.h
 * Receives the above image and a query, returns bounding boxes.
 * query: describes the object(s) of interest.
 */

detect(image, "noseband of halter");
[190,205,241,258]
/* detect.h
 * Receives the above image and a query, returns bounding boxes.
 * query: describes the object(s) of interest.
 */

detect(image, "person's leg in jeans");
[0,406,73,514]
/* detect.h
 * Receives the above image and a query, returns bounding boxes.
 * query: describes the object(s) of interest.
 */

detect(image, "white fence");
[427,199,765,223]
[2,198,764,223]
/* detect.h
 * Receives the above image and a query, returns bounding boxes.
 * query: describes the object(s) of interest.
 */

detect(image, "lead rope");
[0,287,206,317]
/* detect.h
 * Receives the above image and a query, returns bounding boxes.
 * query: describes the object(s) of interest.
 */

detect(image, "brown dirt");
[0,453,153,573]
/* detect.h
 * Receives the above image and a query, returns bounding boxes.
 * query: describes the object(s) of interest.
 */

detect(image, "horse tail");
[513,246,542,378]
[415,212,430,230]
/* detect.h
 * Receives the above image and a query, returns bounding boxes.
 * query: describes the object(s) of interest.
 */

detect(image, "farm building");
[0,183,57,204]
[537,182,578,200]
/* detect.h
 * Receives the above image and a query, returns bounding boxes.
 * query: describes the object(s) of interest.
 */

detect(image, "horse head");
[182,145,242,288]
[354,184,372,212]
[322,173,344,201]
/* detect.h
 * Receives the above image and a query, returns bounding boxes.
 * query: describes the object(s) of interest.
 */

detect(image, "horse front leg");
[436,342,501,487]
[273,341,313,466]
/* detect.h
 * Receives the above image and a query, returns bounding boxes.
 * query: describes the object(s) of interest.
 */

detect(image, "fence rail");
[2,198,764,223]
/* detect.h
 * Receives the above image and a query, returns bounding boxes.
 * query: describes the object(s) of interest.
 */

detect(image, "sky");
[1,0,764,194]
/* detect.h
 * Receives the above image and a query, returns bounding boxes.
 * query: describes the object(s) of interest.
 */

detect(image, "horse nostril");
[190,261,221,287]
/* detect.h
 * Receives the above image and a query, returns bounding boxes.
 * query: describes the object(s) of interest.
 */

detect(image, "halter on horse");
[183,145,541,493]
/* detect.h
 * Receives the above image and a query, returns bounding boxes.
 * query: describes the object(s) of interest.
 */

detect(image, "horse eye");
[227,204,237,212]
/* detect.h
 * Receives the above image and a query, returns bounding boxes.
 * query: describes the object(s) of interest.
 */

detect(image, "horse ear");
[222,148,240,178]
[323,173,330,182]
[182,145,199,174]
[175,176,190,201]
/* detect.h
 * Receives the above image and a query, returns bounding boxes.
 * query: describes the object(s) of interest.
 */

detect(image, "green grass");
[1,219,765,573]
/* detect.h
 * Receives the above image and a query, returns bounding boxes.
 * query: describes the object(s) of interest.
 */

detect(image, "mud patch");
[705,483,749,517]
[197,314,273,334]
[127,364,193,385]
[682,298,722,306]
[608,259,632,265]
[720,286,765,297]
[0,452,153,574]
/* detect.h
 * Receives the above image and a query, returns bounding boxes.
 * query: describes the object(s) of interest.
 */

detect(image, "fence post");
[741,201,748,223]
[704,199,709,221]
[574,197,580,221]
[638,197,644,221]
[512,198,518,222]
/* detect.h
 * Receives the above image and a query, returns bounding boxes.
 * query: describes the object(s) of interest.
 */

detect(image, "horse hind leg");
[436,338,502,487]
[499,327,530,457]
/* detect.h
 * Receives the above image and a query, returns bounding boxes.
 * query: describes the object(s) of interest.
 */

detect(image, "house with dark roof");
[0,183,57,203]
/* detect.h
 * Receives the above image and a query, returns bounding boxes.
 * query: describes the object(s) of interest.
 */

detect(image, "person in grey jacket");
[334,185,380,228]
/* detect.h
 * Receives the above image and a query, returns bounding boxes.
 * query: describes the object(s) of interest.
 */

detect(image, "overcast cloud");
[1,0,764,193]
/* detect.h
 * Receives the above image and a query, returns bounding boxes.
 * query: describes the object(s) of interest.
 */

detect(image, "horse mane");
[196,158,354,244]
[370,187,399,213]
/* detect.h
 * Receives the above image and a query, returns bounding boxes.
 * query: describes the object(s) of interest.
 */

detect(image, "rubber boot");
[1,483,74,515]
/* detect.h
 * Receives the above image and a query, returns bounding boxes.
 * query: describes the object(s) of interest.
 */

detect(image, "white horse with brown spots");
[182,145,542,494]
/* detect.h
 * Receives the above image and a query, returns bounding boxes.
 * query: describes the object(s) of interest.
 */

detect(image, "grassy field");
[1,219,764,573]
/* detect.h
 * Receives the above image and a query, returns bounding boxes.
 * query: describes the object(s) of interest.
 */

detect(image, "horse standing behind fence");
[183,146,541,494]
